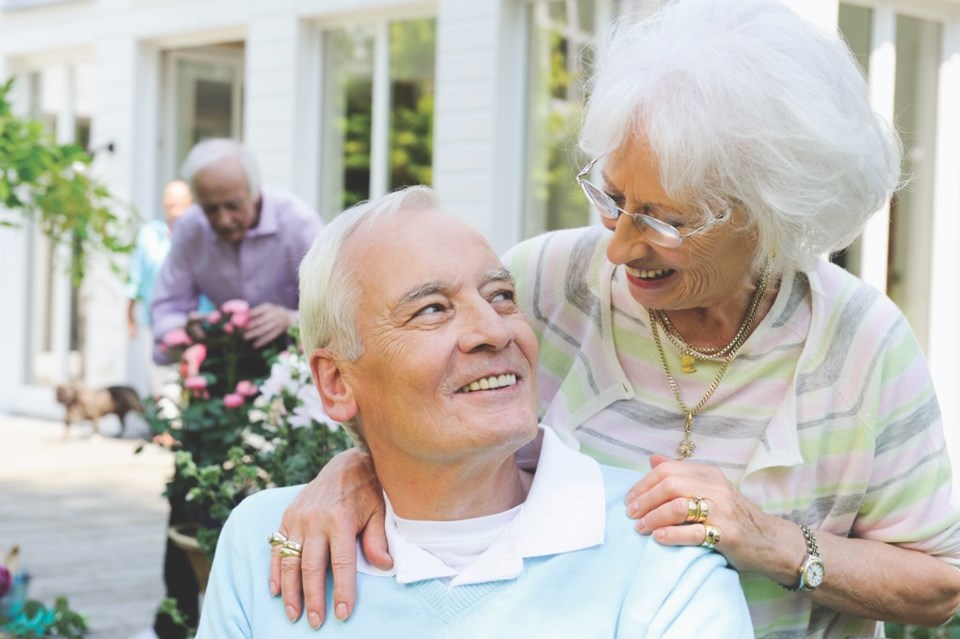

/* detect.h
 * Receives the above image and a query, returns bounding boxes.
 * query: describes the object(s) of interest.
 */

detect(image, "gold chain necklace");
[649,264,771,459]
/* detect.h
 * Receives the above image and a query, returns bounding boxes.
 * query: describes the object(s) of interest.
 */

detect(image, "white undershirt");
[392,503,522,574]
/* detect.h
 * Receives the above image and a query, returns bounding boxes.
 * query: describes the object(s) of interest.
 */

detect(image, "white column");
[929,15,960,485]
[369,20,391,200]
[859,2,897,293]
[433,0,523,253]
[245,9,301,194]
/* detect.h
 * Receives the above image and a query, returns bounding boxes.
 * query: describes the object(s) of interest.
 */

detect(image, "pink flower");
[235,380,258,397]
[223,322,235,334]
[223,393,245,409]
[161,328,192,348]
[183,375,208,391]
[230,309,251,329]
[206,310,222,324]
[220,299,250,314]
[181,344,208,378]
[0,565,11,598]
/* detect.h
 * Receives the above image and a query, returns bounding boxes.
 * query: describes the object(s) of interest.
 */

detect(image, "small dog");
[54,382,144,437]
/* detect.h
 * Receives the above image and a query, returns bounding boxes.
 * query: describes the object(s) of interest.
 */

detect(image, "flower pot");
[168,524,211,594]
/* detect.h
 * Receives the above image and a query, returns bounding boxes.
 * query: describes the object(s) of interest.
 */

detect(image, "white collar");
[356,425,606,586]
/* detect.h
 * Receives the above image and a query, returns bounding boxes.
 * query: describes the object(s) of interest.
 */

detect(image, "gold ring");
[701,524,722,549]
[267,531,288,547]
[279,546,302,559]
[685,497,709,524]
[281,540,303,554]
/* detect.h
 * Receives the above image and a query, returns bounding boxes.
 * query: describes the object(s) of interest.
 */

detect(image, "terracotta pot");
[168,523,211,594]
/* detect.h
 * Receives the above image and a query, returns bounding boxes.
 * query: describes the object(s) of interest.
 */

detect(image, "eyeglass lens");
[579,179,682,248]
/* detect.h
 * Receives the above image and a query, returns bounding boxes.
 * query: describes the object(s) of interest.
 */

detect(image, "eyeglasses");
[576,158,730,249]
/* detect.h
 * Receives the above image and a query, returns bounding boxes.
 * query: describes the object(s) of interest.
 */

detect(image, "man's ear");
[309,348,358,423]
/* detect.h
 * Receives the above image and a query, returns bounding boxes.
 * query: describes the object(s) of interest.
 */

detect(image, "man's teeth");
[626,266,672,280]
[460,374,517,393]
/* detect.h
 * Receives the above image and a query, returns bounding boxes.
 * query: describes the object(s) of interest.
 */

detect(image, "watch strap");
[782,524,821,592]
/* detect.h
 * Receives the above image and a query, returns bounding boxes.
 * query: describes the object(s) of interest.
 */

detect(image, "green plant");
[886,617,960,639]
[0,597,88,639]
[143,306,352,561]
[0,78,134,285]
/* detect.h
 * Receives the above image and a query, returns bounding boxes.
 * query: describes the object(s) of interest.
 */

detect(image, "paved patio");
[0,412,174,638]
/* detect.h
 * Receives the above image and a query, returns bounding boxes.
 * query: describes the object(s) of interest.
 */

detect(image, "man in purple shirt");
[151,138,323,362]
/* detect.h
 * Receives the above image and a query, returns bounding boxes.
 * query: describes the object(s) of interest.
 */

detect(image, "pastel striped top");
[503,225,960,639]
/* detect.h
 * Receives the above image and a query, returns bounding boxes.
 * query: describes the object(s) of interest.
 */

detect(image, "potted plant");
[143,303,353,588]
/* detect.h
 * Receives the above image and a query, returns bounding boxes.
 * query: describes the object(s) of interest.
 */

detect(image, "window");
[837,3,943,349]
[320,17,436,216]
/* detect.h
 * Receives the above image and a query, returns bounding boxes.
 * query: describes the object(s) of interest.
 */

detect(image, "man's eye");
[414,303,446,317]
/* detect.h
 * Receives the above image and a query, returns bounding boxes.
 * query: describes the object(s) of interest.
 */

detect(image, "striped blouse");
[503,225,960,639]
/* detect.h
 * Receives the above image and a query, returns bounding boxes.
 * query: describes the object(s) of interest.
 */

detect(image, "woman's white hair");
[181,138,261,198]
[580,0,902,273]
[299,185,442,361]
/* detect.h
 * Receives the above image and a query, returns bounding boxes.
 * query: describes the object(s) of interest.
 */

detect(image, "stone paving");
[0,412,174,638]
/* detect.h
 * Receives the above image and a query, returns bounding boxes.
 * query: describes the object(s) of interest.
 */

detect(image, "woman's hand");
[270,448,393,628]
[625,455,801,584]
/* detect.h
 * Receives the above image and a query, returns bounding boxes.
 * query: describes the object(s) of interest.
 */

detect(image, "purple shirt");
[151,187,323,359]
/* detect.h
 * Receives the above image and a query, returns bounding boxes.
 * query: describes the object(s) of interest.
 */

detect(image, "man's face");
[338,209,540,468]
[163,180,193,226]
[193,158,259,243]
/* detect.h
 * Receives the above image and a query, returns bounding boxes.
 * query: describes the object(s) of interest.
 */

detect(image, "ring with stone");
[701,524,722,549]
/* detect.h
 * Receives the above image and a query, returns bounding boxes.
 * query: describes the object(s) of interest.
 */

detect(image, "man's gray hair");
[580,0,902,274]
[299,185,442,360]
[181,138,261,199]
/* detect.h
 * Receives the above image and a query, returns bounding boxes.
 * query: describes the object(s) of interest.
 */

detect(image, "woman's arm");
[626,455,960,626]
[270,448,392,628]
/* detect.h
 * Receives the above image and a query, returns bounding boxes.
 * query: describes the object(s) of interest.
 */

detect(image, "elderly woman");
[272,0,960,636]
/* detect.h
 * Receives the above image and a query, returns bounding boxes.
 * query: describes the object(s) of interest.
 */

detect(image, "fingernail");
[286,605,298,622]
[308,612,322,629]
[624,490,635,504]
[635,517,648,531]
[626,502,638,518]
[269,580,278,596]
[335,602,349,621]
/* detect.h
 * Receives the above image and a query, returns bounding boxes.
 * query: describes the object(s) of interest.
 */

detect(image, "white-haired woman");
[271,1,960,636]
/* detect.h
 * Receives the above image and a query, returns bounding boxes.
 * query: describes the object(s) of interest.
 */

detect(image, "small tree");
[0,77,134,285]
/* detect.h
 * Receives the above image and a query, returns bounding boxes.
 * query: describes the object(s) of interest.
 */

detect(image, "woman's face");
[601,138,758,312]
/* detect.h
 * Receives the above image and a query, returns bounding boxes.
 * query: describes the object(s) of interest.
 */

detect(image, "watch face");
[805,560,825,588]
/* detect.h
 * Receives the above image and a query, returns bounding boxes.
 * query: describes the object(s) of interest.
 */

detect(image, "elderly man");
[196,186,751,637]
[151,138,323,361]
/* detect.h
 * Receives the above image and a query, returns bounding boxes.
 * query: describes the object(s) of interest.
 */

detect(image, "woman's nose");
[605,214,654,265]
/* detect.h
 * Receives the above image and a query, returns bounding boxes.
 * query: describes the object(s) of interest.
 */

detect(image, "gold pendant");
[677,436,696,459]
[681,353,697,374]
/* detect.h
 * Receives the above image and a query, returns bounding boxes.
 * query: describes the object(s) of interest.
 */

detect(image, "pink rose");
[223,322,235,334]
[181,344,208,378]
[230,309,251,329]
[220,299,250,314]
[206,310,222,324]
[161,328,192,348]
[235,380,258,397]
[183,375,208,391]
[223,393,245,409]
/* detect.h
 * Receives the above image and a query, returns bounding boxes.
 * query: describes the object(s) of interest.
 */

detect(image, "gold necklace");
[649,265,771,459]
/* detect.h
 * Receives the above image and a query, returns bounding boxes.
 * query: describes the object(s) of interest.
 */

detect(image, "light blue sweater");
[198,463,752,638]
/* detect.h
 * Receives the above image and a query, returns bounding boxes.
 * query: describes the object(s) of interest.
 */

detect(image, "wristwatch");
[784,524,824,592]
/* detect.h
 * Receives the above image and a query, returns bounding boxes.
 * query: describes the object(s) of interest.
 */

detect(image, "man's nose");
[458,297,512,353]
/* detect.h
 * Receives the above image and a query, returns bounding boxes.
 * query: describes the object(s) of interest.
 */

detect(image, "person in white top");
[195,186,751,638]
